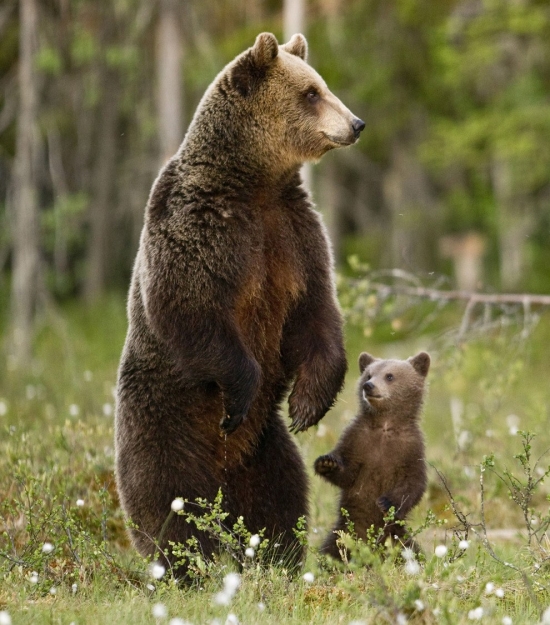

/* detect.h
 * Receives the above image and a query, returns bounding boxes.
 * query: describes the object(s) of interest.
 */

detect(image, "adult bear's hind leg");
[225,415,309,571]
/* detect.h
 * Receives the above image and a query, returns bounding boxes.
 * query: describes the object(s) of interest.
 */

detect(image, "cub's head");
[225,32,364,166]
[357,351,431,416]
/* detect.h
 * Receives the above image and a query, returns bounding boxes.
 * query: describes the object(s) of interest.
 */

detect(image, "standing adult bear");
[115,32,364,570]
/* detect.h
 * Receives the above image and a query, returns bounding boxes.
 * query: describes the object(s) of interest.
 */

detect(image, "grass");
[1,294,550,623]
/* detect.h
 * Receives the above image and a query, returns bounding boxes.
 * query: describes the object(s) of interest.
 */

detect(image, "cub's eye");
[306,89,320,104]
[385,373,394,382]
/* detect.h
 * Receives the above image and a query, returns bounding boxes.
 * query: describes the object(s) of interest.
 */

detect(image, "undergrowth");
[2,301,550,623]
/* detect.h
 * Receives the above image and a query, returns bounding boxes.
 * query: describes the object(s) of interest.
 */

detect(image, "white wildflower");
[169,619,191,625]
[459,540,470,549]
[146,583,155,591]
[102,403,113,417]
[257,603,265,611]
[76,499,85,507]
[42,542,54,554]
[171,498,184,512]
[152,603,167,619]
[225,615,239,625]
[401,547,415,561]
[69,404,80,417]
[223,572,241,594]
[396,612,408,624]
[434,544,448,558]
[150,563,166,580]
[303,572,314,583]
[50,586,57,595]
[0,401,7,416]
[542,606,550,624]
[245,547,255,558]
[29,572,39,584]
[72,583,78,594]
[495,587,505,598]
[414,600,425,611]
[214,592,230,606]
[485,581,495,594]
[405,559,420,575]
[502,617,513,625]
[0,612,12,625]
[249,534,260,547]
[468,607,483,620]
[83,370,93,382]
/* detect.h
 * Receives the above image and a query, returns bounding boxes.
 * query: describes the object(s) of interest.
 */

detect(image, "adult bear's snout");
[352,117,366,138]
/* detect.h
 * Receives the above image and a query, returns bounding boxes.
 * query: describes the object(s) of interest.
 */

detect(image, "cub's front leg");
[314,452,359,489]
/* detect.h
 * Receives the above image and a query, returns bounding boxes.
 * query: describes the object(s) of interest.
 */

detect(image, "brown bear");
[115,32,364,570]
[314,351,430,560]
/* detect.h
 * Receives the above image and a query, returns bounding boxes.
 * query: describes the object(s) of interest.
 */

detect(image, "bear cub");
[314,351,430,559]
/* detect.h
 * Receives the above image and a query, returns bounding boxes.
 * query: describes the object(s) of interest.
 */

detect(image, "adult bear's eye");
[306,89,320,104]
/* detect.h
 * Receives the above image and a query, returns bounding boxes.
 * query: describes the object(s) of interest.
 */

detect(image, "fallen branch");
[366,282,550,307]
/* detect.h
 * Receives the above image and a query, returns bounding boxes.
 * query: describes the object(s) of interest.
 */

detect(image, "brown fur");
[115,32,364,570]
[314,351,430,560]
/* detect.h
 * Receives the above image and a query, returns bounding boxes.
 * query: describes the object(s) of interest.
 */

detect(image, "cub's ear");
[282,33,308,61]
[231,33,278,97]
[251,32,279,67]
[359,352,376,373]
[409,352,430,378]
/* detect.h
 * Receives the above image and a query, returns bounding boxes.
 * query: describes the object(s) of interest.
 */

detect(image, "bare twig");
[364,281,550,307]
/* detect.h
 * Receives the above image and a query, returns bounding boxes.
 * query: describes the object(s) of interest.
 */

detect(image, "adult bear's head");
[190,32,365,172]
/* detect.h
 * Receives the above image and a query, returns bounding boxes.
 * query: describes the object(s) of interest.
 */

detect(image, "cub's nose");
[363,380,374,392]
[352,117,366,137]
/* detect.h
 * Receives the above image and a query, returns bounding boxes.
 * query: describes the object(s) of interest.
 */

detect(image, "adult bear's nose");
[352,117,366,137]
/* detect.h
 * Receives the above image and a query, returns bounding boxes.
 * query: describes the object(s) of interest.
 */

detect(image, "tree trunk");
[10,0,40,366]
[491,159,531,291]
[156,0,183,165]
[83,69,119,302]
[382,141,437,270]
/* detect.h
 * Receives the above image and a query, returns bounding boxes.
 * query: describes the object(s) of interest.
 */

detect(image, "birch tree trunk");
[491,159,531,290]
[10,0,40,366]
[156,0,183,165]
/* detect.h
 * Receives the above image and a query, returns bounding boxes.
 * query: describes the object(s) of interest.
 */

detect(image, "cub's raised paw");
[314,454,341,475]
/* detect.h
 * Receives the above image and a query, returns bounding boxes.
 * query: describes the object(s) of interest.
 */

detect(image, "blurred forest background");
[1,0,550,365]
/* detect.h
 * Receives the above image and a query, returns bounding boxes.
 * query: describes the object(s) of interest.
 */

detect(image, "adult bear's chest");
[234,204,306,360]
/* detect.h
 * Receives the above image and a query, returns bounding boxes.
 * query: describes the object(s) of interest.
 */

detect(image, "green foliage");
[1,300,550,621]
[168,489,270,580]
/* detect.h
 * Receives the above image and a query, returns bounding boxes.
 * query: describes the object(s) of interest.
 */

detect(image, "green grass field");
[1,295,550,624]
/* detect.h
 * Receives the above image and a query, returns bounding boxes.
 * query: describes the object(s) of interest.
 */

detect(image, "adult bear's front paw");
[220,411,245,434]
[219,356,261,435]
[288,392,324,433]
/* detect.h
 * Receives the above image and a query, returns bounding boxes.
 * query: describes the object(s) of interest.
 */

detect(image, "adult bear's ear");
[252,32,279,67]
[408,352,431,378]
[359,352,376,373]
[231,33,278,97]
[282,33,308,61]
